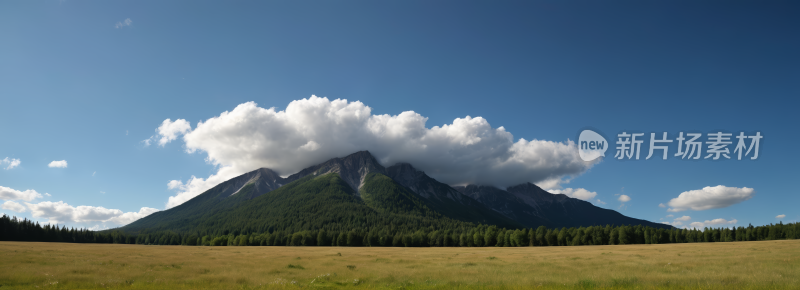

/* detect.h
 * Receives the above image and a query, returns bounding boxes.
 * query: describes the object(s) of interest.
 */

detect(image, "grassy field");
[0,240,798,289]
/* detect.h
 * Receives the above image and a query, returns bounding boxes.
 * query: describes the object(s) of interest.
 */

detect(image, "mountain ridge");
[122,151,670,234]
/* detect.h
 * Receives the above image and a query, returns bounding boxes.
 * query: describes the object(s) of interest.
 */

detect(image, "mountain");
[122,151,511,234]
[121,151,670,235]
[386,163,523,228]
[455,183,670,229]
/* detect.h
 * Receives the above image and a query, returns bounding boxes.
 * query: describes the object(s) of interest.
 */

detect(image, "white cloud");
[667,185,754,212]
[2,201,26,213]
[2,157,20,170]
[26,201,120,224]
[24,201,159,226]
[618,195,631,202]
[658,203,666,208]
[0,186,44,201]
[707,218,737,225]
[666,214,674,218]
[535,177,571,190]
[674,215,691,221]
[595,199,606,205]
[92,171,96,177]
[88,224,109,231]
[160,97,596,208]
[107,207,159,225]
[167,180,184,190]
[156,119,192,146]
[688,218,737,229]
[547,188,597,201]
[115,18,132,28]
[776,214,786,219]
[48,160,68,168]
[144,119,192,147]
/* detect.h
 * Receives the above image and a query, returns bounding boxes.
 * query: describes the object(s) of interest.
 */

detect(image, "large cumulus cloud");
[157,96,595,208]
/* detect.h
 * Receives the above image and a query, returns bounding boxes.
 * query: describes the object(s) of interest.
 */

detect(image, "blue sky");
[1,0,798,230]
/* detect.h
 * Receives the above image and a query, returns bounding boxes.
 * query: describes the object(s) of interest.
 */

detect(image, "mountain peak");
[292,151,385,194]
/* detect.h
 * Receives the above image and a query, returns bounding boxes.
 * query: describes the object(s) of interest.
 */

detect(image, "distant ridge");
[121,151,671,234]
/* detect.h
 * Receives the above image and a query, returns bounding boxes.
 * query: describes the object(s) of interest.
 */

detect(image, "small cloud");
[299,141,321,151]
[776,214,786,219]
[92,171,96,177]
[167,180,184,190]
[48,160,68,168]
[674,215,691,221]
[115,18,132,29]
[88,224,109,231]
[535,177,571,190]
[100,191,105,194]
[2,157,21,170]
[667,185,754,212]
[666,214,673,218]
[45,193,51,197]
[618,194,631,203]
[144,119,192,147]
[547,188,597,201]
[595,199,606,205]
[106,207,159,225]
[658,203,666,208]
[688,218,737,229]
[126,130,129,135]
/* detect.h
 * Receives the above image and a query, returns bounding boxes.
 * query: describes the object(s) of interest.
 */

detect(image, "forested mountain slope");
[121,151,670,235]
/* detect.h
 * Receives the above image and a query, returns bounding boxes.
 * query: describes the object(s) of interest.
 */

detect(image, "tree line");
[3,214,798,247]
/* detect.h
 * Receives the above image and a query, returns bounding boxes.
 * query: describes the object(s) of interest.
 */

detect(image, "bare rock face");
[386,163,429,197]
[290,151,386,195]
[232,168,285,198]
[215,168,285,200]
[220,151,385,200]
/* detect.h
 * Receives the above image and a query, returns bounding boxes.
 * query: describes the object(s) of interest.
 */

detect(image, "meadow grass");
[0,240,797,289]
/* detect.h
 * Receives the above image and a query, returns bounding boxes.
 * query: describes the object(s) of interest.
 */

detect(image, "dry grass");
[0,240,798,289]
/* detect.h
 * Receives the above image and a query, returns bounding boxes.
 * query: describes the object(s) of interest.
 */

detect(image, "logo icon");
[579,130,607,161]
